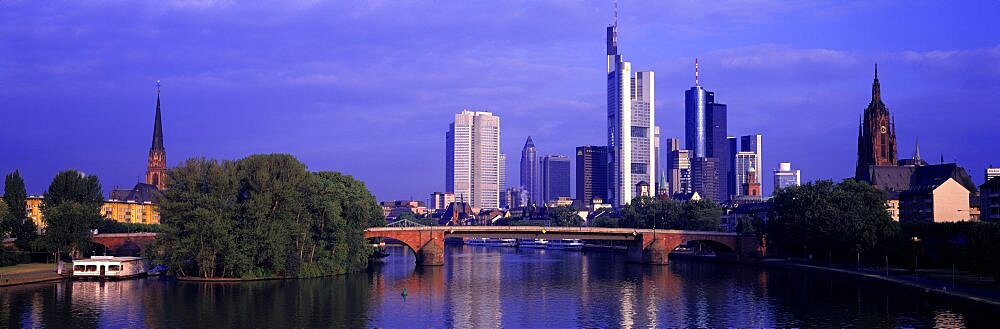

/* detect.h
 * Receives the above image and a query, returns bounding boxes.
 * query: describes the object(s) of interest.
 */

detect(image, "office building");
[541,155,571,203]
[734,152,759,197]
[576,145,609,205]
[668,148,691,195]
[431,192,455,210]
[980,177,1000,222]
[520,136,540,205]
[685,60,728,201]
[773,162,801,191]
[446,110,501,209]
[691,157,719,202]
[606,13,655,206]
[987,166,1000,182]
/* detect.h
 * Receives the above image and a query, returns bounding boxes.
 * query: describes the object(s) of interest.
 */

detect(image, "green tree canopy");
[36,170,104,257]
[767,179,898,258]
[547,206,582,227]
[0,199,8,236]
[152,154,384,279]
[4,170,36,250]
[620,197,722,231]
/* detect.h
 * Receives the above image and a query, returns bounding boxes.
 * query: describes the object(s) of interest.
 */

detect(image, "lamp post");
[910,236,921,277]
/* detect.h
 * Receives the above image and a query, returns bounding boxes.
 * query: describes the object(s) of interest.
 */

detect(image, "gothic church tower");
[146,84,167,190]
[856,64,897,179]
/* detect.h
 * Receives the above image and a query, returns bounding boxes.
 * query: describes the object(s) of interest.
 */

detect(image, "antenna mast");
[695,58,700,86]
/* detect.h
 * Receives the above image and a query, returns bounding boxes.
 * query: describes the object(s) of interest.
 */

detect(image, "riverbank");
[0,263,65,287]
[736,258,1000,309]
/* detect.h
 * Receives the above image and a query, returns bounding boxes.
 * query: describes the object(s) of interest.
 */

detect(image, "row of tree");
[150,154,384,279]
[598,197,723,230]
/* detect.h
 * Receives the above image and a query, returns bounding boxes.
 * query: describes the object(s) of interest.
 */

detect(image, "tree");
[619,197,722,230]
[4,170,36,250]
[0,199,8,235]
[767,179,898,259]
[35,170,104,259]
[152,155,383,279]
[547,206,583,227]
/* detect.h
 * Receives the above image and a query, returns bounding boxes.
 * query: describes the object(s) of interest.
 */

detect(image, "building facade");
[446,110,501,209]
[519,136,540,206]
[987,166,1000,182]
[430,192,455,210]
[773,162,801,191]
[734,152,759,197]
[691,157,719,202]
[980,177,1000,222]
[684,61,729,202]
[855,65,898,180]
[576,145,609,205]
[540,155,571,203]
[606,16,655,206]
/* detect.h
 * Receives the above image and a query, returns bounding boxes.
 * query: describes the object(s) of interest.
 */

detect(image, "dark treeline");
[150,154,384,279]
[762,179,1000,280]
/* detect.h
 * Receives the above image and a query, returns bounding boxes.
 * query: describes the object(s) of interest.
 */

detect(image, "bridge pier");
[415,238,445,266]
[627,235,681,265]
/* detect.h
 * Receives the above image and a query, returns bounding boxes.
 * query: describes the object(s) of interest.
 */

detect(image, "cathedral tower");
[146,83,167,190]
[855,64,897,180]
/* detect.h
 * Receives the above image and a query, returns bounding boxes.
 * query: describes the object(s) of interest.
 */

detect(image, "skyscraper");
[685,60,728,201]
[668,148,692,195]
[734,151,758,197]
[606,12,655,206]
[541,155,571,202]
[691,157,719,202]
[729,134,763,196]
[146,83,167,191]
[446,110,501,209]
[499,153,507,207]
[855,64,897,180]
[773,162,801,191]
[576,145,609,205]
[519,136,540,205]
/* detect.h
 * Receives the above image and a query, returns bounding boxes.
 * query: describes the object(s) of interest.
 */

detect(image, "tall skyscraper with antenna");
[606,3,656,206]
[685,59,729,201]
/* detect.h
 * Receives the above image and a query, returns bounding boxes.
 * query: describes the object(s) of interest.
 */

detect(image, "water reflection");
[1,245,994,328]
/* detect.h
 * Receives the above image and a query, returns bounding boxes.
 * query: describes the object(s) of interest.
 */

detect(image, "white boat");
[546,239,584,251]
[518,239,548,248]
[71,256,147,279]
[466,238,488,246]
[485,238,517,247]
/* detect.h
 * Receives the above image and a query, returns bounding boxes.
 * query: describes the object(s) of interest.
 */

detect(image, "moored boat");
[546,239,584,251]
[518,239,548,248]
[71,256,147,279]
[485,238,517,247]
[466,237,488,246]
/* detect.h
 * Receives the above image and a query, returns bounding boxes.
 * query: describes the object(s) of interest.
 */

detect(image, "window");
[108,265,121,271]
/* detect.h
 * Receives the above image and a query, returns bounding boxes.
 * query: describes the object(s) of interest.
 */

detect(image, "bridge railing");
[385,219,427,227]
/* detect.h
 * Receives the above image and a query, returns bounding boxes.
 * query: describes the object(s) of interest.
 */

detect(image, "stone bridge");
[364,226,761,266]
[92,233,159,256]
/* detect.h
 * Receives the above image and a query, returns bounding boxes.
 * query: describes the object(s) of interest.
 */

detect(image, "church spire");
[152,80,164,151]
[872,63,881,102]
[913,137,921,162]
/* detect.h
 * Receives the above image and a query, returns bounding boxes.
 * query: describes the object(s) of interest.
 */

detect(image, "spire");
[913,137,921,162]
[872,63,881,102]
[151,80,164,151]
[695,58,700,86]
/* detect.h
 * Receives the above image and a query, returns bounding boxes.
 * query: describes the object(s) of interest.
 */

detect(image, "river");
[2,245,997,328]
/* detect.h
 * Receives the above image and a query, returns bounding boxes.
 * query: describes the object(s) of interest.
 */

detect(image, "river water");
[2,245,997,328]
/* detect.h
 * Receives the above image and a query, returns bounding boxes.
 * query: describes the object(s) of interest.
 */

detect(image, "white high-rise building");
[606,15,655,206]
[446,110,501,209]
[773,162,801,191]
[734,152,759,196]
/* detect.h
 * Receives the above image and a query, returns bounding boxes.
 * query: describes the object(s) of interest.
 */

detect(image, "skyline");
[2,1,999,201]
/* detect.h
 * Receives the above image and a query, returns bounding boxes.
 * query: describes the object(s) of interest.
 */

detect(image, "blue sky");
[1,0,998,201]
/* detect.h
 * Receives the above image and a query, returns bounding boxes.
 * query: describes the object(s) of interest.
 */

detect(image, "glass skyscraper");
[684,66,728,202]
[541,155,571,203]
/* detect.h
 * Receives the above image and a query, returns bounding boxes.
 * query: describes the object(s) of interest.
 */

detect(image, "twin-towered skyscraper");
[446,110,502,209]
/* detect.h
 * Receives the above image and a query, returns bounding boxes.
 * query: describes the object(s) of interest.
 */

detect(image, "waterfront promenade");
[0,263,62,287]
